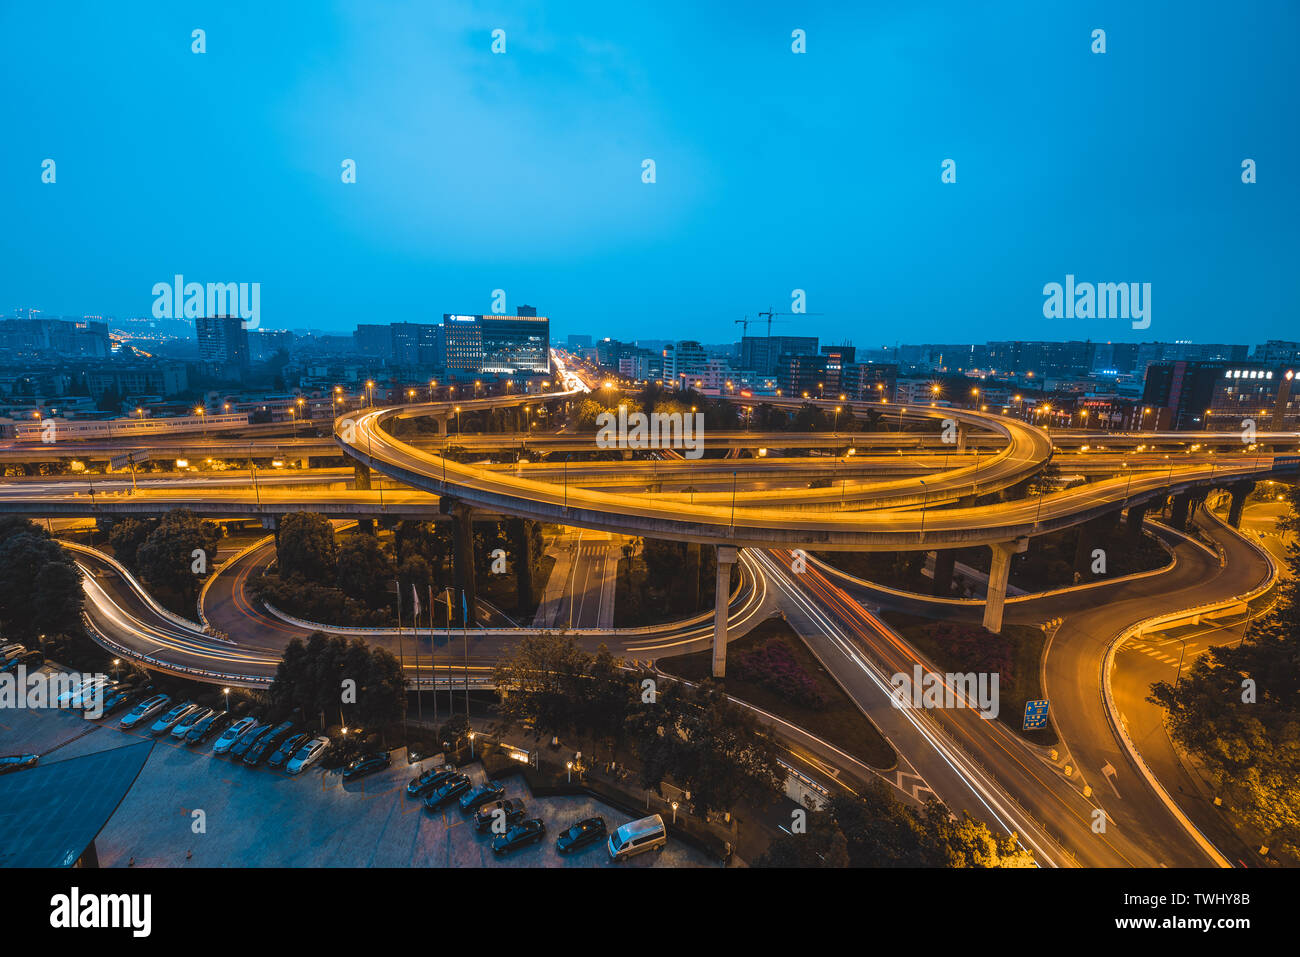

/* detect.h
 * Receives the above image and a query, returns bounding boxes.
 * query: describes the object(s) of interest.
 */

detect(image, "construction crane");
[734,316,760,336]
[757,307,823,338]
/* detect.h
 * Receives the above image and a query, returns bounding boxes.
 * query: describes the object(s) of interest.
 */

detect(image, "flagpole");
[394,579,408,753]
[412,584,423,725]
[463,587,471,718]
[428,584,438,727]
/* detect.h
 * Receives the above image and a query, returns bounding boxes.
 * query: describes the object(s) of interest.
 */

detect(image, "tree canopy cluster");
[493,633,784,816]
[269,631,406,735]
[756,783,1036,868]
[0,517,83,644]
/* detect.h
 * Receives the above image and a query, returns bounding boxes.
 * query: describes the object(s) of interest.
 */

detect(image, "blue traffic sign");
[1023,699,1050,731]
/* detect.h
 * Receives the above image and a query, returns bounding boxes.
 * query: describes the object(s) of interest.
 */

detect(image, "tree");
[277,512,336,582]
[269,637,312,719]
[755,806,851,867]
[493,633,593,742]
[0,528,83,642]
[395,553,433,620]
[359,644,407,739]
[136,509,220,601]
[336,533,393,609]
[673,682,785,815]
[920,804,1036,867]
[107,518,158,571]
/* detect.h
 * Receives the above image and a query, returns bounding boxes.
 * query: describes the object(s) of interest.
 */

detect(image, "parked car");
[170,706,214,739]
[212,716,259,755]
[342,751,392,781]
[285,736,330,775]
[0,643,26,660]
[607,814,667,861]
[406,766,457,797]
[243,722,295,766]
[268,732,309,769]
[556,816,607,853]
[59,676,110,708]
[120,694,171,729]
[0,650,42,674]
[491,818,546,854]
[474,799,526,832]
[150,702,200,736]
[228,722,270,759]
[458,780,506,813]
[90,688,137,720]
[185,711,231,745]
[0,754,38,776]
[423,773,471,809]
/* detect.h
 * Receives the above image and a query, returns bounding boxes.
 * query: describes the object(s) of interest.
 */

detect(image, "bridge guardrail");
[1098,507,1280,869]
[63,539,206,634]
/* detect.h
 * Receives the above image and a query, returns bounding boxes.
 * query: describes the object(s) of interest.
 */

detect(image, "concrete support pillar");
[1126,504,1148,542]
[452,503,477,627]
[356,518,375,535]
[1073,521,1096,578]
[1171,492,1192,531]
[1228,481,1256,528]
[684,543,701,612]
[299,457,311,470]
[712,546,738,678]
[354,462,372,489]
[982,538,1027,634]
[931,549,956,596]
[433,415,448,436]
[956,424,968,452]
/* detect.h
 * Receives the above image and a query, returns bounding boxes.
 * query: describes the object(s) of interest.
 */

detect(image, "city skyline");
[3,1,1299,343]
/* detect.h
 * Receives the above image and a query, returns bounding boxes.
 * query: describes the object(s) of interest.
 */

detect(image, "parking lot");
[1,687,714,868]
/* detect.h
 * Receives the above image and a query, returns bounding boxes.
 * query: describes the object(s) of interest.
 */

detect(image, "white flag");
[412,584,421,617]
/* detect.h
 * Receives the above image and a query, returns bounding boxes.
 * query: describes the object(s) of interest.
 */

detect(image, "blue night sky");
[2,1,1296,346]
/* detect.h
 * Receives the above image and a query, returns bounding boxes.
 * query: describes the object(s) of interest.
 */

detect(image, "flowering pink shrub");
[732,638,828,709]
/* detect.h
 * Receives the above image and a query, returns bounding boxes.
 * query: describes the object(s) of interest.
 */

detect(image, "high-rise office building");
[196,315,250,375]
[1142,360,1300,431]
[439,315,484,374]
[480,313,550,373]
[740,335,818,376]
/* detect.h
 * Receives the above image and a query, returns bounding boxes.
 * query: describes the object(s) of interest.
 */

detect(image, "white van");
[607,814,667,861]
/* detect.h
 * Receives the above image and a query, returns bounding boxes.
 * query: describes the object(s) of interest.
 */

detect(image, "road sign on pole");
[1023,699,1050,731]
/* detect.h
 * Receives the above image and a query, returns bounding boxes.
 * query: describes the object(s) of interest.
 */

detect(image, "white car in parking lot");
[286,736,330,775]
[120,694,171,729]
[150,702,199,736]
[170,706,214,738]
[57,675,110,707]
[212,716,258,755]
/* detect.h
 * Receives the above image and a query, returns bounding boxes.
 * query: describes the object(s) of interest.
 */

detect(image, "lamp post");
[918,479,928,538]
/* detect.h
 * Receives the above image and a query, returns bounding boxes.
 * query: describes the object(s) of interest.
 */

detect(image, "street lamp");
[469,731,477,759]
[566,760,573,783]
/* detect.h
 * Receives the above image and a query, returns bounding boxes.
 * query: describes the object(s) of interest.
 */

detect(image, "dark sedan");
[423,773,471,810]
[491,818,546,855]
[185,711,231,745]
[228,723,269,759]
[556,816,607,853]
[458,780,505,813]
[474,798,526,832]
[243,723,295,766]
[341,751,391,781]
[406,766,457,797]
[268,733,309,769]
